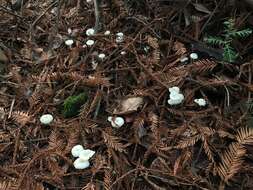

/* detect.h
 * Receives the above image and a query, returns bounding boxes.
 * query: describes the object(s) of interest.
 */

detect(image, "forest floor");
[0,0,253,189]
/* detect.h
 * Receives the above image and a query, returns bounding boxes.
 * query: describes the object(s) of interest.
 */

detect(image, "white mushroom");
[67,28,72,34]
[168,92,184,105]
[98,53,106,60]
[86,28,95,36]
[108,116,125,128]
[71,145,84,157]
[190,52,198,60]
[167,87,184,105]
[120,51,126,55]
[116,32,124,43]
[194,98,207,107]
[79,149,96,161]
[65,39,74,47]
[40,114,53,125]
[73,158,90,169]
[116,32,124,37]
[169,86,180,94]
[104,30,111,36]
[86,39,95,46]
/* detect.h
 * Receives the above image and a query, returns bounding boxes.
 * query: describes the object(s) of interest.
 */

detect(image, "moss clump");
[62,92,87,118]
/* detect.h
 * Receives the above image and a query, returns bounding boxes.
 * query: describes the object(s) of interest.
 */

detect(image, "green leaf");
[223,19,235,31]
[223,45,237,63]
[230,29,252,38]
[204,36,226,46]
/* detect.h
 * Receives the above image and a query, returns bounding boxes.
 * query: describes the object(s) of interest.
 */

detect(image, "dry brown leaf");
[113,96,144,114]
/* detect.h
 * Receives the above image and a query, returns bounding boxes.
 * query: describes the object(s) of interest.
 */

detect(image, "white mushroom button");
[104,30,111,36]
[190,52,198,60]
[98,53,106,60]
[40,114,53,125]
[86,28,95,36]
[65,39,74,47]
[79,149,96,161]
[108,116,125,128]
[168,92,184,105]
[167,87,184,105]
[67,28,72,34]
[169,86,180,94]
[73,158,90,169]
[86,40,95,46]
[116,32,124,43]
[71,145,84,157]
[194,98,207,107]
[120,51,126,55]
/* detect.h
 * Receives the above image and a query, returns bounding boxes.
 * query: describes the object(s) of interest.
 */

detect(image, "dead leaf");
[113,97,144,114]
[192,3,211,14]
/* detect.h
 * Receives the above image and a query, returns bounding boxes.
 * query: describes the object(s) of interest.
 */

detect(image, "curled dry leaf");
[113,96,144,115]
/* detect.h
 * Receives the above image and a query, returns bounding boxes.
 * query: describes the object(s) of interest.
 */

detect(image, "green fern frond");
[224,19,235,32]
[204,18,252,63]
[223,45,237,63]
[230,29,252,38]
[204,36,226,46]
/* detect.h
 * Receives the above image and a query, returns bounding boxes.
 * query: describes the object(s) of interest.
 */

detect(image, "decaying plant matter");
[0,0,253,189]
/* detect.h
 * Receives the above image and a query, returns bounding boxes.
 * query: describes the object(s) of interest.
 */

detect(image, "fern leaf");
[204,36,226,46]
[224,19,235,32]
[223,45,237,62]
[175,135,201,149]
[217,143,246,182]
[103,132,124,152]
[12,111,32,126]
[230,29,252,38]
[104,169,112,190]
[236,127,253,145]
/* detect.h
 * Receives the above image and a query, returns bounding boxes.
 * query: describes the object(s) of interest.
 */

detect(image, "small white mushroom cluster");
[71,145,95,169]
[167,87,184,105]
[108,116,125,128]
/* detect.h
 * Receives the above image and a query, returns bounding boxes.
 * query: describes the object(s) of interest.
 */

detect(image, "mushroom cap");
[169,86,180,94]
[98,53,106,59]
[120,51,126,55]
[194,98,207,106]
[168,93,184,105]
[104,30,111,35]
[169,92,184,100]
[190,53,198,60]
[116,32,124,37]
[40,114,53,125]
[73,158,90,169]
[111,117,125,128]
[86,28,95,36]
[79,149,96,161]
[107,116,113,122]
[71,145,84,157]
[65,39,74,46]
[86,40,95,46]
